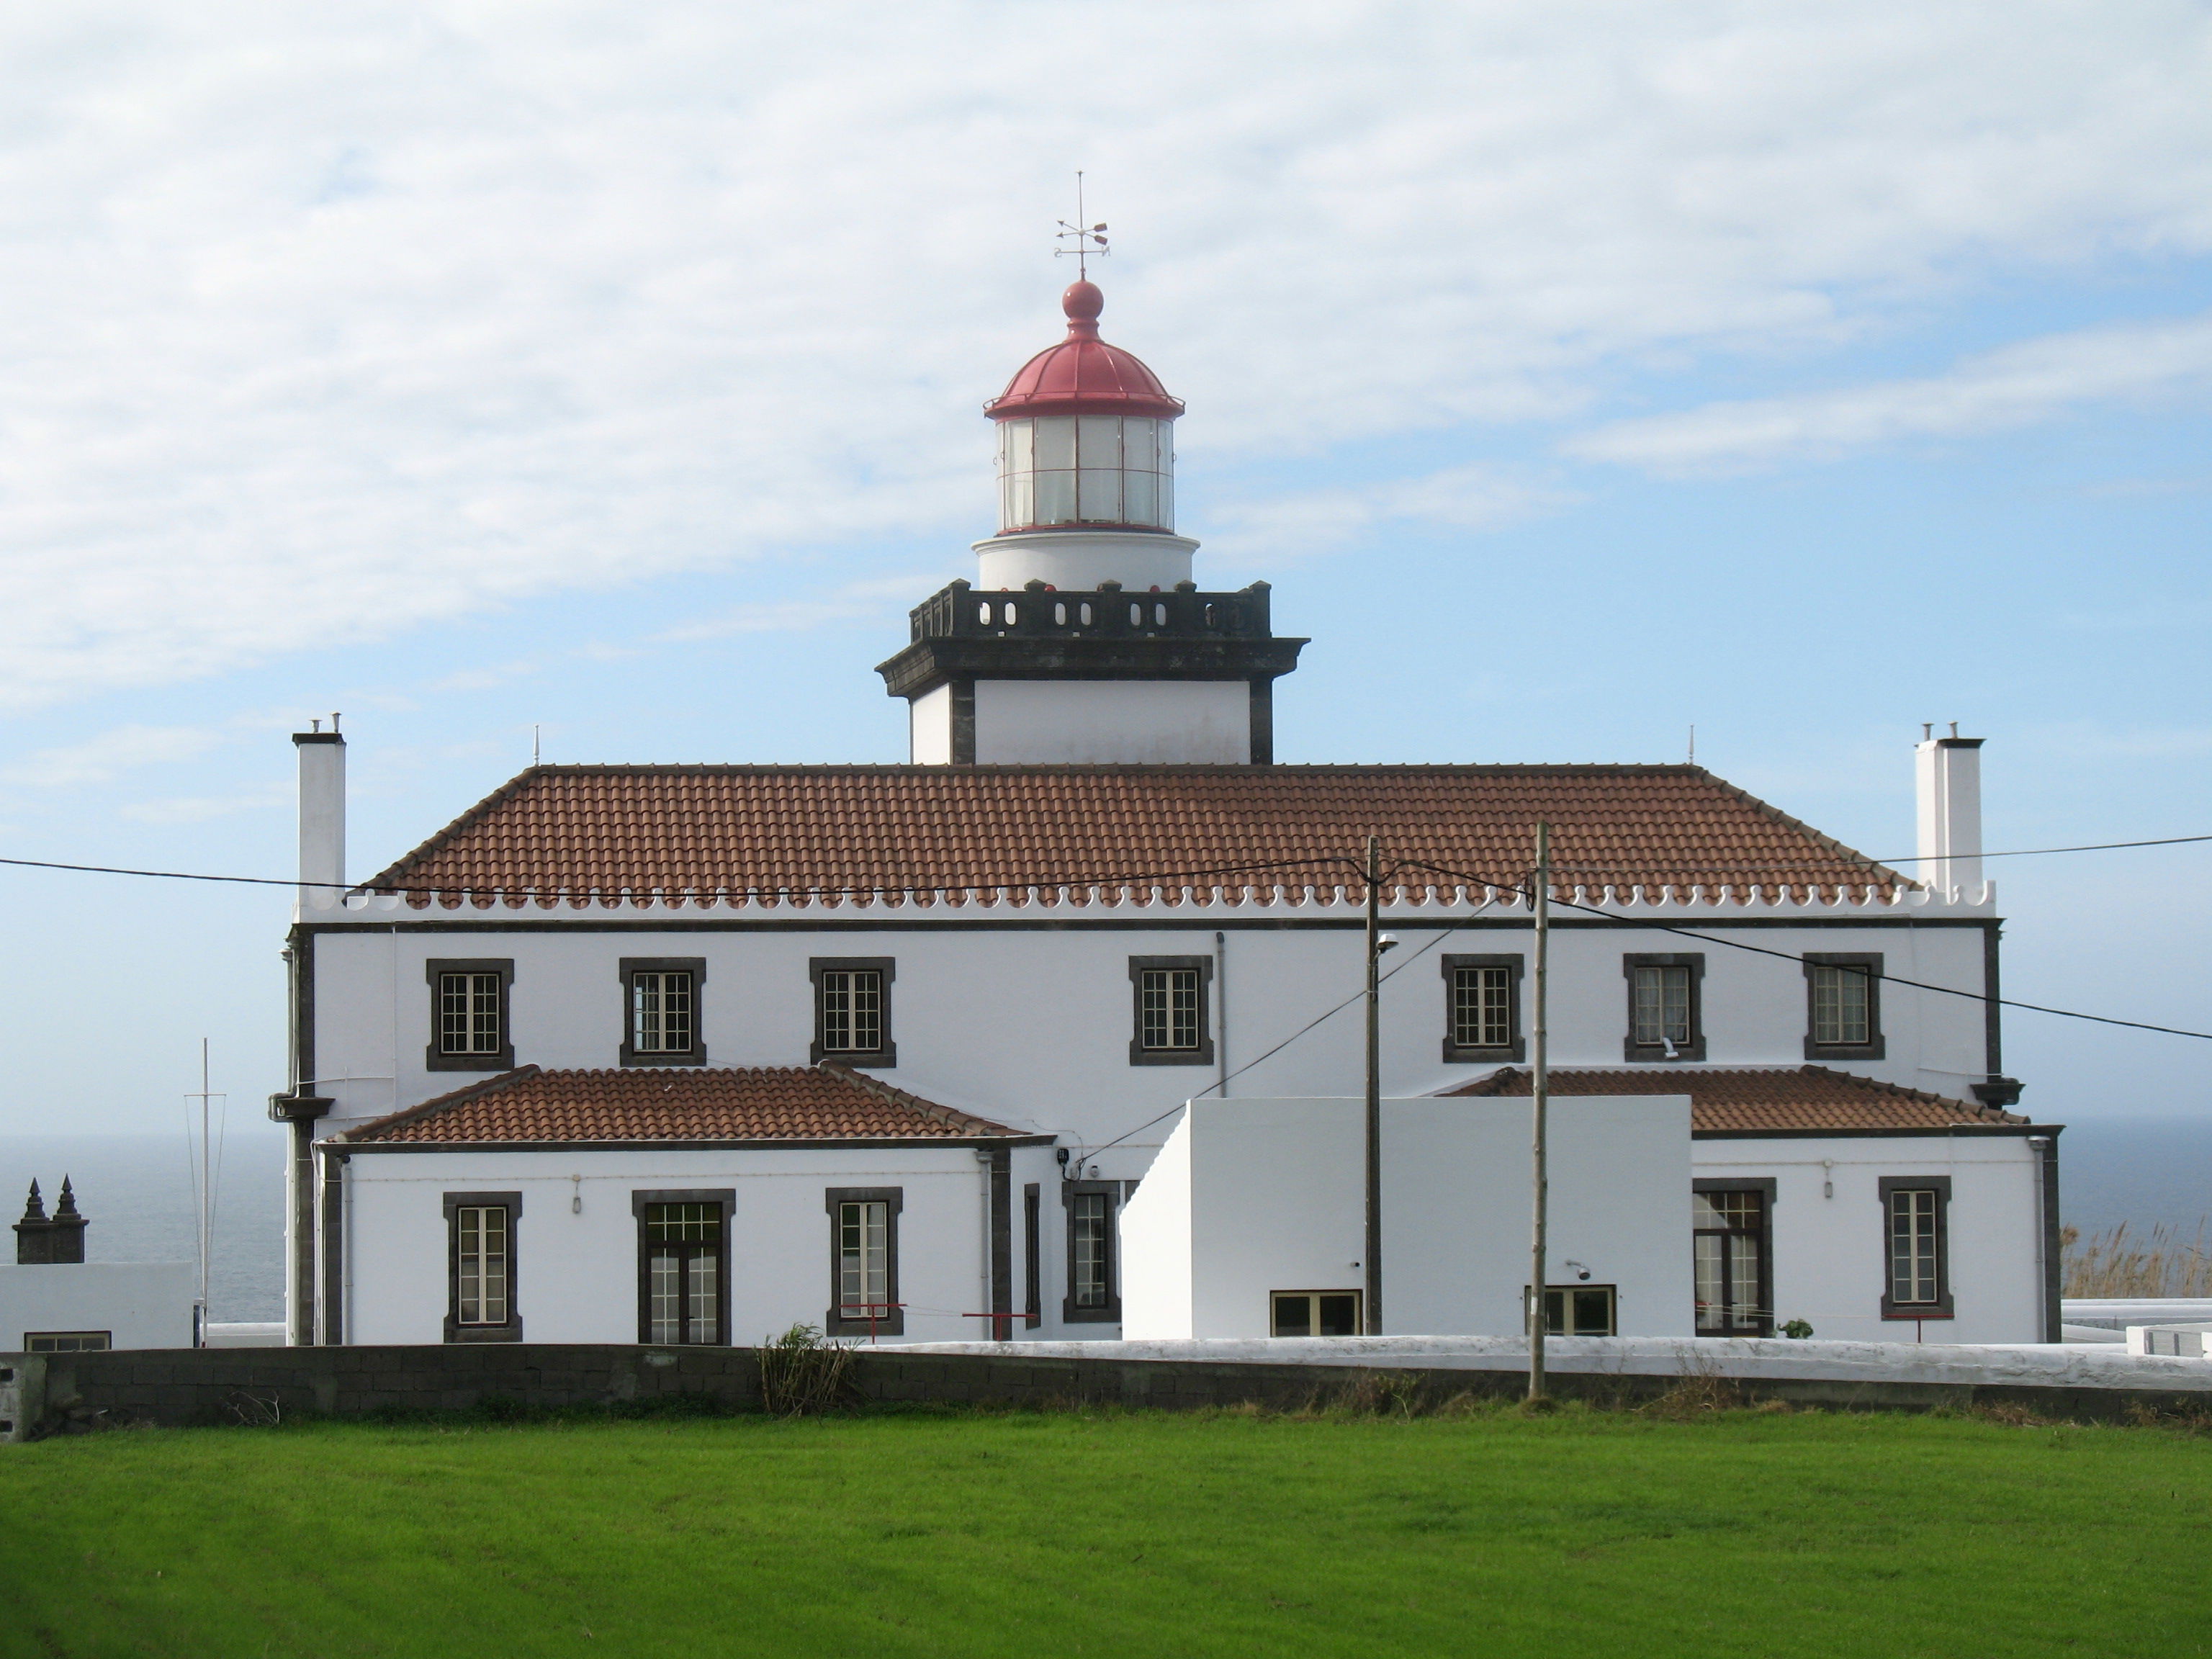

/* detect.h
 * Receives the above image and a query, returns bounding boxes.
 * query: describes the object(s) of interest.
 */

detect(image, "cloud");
[120,780,289,824]
[655,575,953,642]
[1565,311,2212,472]
[1200,464,1569,559]
[0,724,225,788]
[0,4,2207,704]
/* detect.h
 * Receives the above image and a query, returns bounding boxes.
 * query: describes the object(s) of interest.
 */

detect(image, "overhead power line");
[0,825,2203,899]
[1403,857,2212,1044]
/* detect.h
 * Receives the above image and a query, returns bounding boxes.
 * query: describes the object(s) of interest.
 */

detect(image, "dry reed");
[2062,1222,2212,1298]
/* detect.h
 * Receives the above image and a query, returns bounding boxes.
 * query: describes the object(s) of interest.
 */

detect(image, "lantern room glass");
[997,415,1174,533]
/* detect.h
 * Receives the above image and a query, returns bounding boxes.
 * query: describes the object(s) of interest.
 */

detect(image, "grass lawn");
[3,1405,2208,1658]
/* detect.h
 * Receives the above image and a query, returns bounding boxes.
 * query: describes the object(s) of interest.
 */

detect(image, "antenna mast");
[1055,171,1110,278]
[185,1039,226,1349]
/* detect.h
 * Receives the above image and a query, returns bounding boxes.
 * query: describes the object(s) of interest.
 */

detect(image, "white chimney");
[294,718,346,904]
[1915,724,1983,898]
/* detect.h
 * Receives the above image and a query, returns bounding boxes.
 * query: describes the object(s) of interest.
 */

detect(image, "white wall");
[1693,1134,2046,1344]
[0,1262,197,1352]
[306,907,1996,1171]
[908,685,953,765]
[341,1144,1060,1347]
[971,679,1249,763]
[971,528,1197,590]
[1122,1095,1694,1340]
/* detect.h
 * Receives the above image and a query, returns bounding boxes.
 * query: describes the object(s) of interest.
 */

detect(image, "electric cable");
[1401,858,2212,1043]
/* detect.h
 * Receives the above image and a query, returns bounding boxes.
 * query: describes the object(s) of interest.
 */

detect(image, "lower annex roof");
[338,1064,1028,1146]
[1440,1066,2036,1134]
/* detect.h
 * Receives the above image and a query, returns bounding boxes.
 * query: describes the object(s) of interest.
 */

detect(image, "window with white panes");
[996,415,1174,533]
[642,1201,723,1344]
[1140,969,1201,1051]
[454,1205,510,1327]
[1442,954,1523,1060]
[1624,954,1703,1060]
[824,1186,902,1337]
[815,965,887,1058]
[1694,1186,1772,1336]
[1804,954,1884,1058]
[439,973,503,1056]
[1888,1189,1943,1308]
[1064,1184,1120,1322]
[631,971,694,1055]
[837,1202,891,1326]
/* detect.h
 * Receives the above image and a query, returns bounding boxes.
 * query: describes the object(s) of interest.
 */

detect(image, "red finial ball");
[1062,280,1104,323]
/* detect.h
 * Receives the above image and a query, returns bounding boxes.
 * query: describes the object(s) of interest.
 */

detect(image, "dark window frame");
[1023,1182,1043,1329]
[810,958,896,1068]
[619,958,708,1066]
[425,959,515,1072]
[1440,953,1526,1064]
[1879,1175,1955,1320]
[444,1190,522,1343]
[1128,955,1214,1066]
[631,1188,733,1345]
[1802,953,1886,1061]
[824,1186,904,1336]
[1693,1177,1777,1337]
[1062,1180,1122,1322]
[1622,953,1706,1062]
[22,1331,111,1353]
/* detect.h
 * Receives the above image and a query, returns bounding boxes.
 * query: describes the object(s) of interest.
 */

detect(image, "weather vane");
[1055,171,1109,279]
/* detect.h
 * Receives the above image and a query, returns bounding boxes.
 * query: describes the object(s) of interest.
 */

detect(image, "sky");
[0,0,2206,1143]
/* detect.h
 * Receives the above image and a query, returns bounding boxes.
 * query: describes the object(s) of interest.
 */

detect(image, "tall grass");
[2062,1223,2212,1298]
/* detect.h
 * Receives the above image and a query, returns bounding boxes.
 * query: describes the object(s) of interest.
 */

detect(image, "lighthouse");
[878,280,1305,764]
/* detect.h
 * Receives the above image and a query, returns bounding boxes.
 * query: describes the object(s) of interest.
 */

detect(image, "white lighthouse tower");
[879,279,1304,764]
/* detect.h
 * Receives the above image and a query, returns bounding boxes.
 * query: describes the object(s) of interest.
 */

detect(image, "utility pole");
[1528,822,1552,1402]
[1363,835,1383,1336]
[186,1038,224,1350]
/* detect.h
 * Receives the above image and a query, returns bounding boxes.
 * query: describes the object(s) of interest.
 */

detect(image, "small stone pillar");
[14,1177,88,1264]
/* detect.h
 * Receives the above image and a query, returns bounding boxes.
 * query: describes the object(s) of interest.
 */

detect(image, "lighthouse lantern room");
[878,279,1305,765]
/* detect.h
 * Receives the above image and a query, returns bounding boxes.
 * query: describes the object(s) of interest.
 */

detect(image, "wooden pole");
[1364,835,1383,1336]
[1529,822,1551,1402]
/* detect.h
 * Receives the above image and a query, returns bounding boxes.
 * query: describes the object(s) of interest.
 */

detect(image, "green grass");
[4,1405,2208,1658]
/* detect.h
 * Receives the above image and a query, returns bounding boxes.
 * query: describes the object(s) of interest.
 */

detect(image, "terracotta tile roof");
[362,765,1902,904]
[1441,1065,2031,1133]
[338,1064,1026,1146]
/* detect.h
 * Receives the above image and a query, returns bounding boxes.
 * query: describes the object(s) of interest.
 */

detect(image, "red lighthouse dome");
[984,282,1185,421]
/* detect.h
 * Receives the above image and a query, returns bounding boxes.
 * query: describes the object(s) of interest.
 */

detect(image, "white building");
[5,1179,197,1354]
[271,276,2061,1352]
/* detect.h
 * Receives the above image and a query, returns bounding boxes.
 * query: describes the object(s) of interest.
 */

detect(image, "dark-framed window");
[1694,1179,1775,1336]
[1804,953,1885,1061]
[811,958,895,1067]
[1024,1182,1043,1329]
[1270,1290,1362,1336]
[23,1331,110,1353]
[1441,953,1524,1063]
[1879,1176,1954,1320]
[1524,1284,1618,1336]
[1622,953,1705,1061]
[1128,956,1213,1066]
[1063,1181,1121,1321]
[634,1189,732,1344]
[825,1186,903,1336]
[426,959,514,1072]
[621,958,706,1066]
[444,1191,521,1342]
